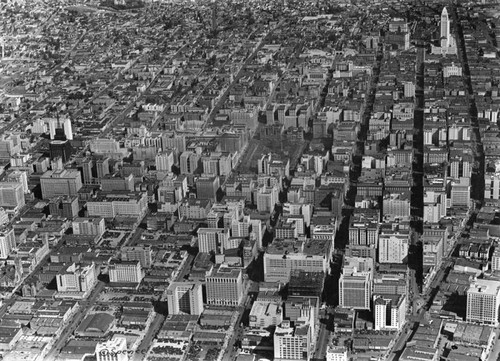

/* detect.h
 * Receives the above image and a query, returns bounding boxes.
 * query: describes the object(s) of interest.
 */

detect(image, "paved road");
[132,314,166,361]
[222,281,257,361]
[312,321,330,361]
[45,281,106,360]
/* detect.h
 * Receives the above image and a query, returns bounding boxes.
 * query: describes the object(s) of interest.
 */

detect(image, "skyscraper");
[40,169,83,199]
[49,140,73,162]
[73,217,106,238]
[81,158,94,184]
[197,227,229,254]
[179,151,200,174]
[56,262,97,293]
[196,176,219,201]
[63,118,73,140]
[206,265,244,306]
[166,282,204,315]
[339,272,372,310]
[440,7,450,48]
[274,320,313,361]
[96,157,110,179]
[466,279,500,326]
[109,261,143,284]
[0,182,25,210]
[378,231,409,264]
[338,257,373,310]
[155,150,174,172]
[373,294,406,331]
[432,6,457,55]
[0,228,16,259]
[121,246,153,268]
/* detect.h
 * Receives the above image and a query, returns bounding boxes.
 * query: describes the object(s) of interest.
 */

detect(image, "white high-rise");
[155,150,174,172]
[440,7,450,48]
[374,294,406,331]
[56,262,97,293]
[0,228,15,259]
[467,279,500,326]
[166,282,204,315]
[63,118,73,140]
[432,7,457,55]
[378,232,409,264]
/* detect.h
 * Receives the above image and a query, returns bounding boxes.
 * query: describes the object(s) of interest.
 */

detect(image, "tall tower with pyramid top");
[440,7,450,49]
[432,6,457,55]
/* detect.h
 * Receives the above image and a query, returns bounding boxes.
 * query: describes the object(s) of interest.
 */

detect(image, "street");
[132,314,166,361]
[312,321,331,361]
[45,281,106,360]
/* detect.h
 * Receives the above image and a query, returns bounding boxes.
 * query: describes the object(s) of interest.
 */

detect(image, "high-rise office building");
[197,227,229,254]
[449,155,472,179]
[339,272,372,310]
[373,272,407,296]
[348,210,379,246]
[339,257,373,310]
[100,174,134,192]
[121,246,153,268]
[161,133,186,153]
[485,173,500,200]
[256,185,279,212]
[155,150,174,172]
[72,217,106,238]
[49,140,73,162]
[0,134,21,159]
[49,195,79,219]
[440,7,450,48]
[56,262,97,293]
[373,294,406,331]
[109,261,143,284]
[81,158,94,184]
[249,300,283,329]
[0,208,9,227]
[432,7,457,55]
[166,282,204,315]
[86,192,148,219]
[492,248,500,272]
[0,228,16,259]
[378,231,409,264]
[202,155,219,176]
[179,151,200,174]
[206,265,244,306]
[382,191,411,222]
[96,157,110,179]
[40,169,83,199]
[231,216,250,238]
[63,118,73,140]
[4,170,28,193]
[466,279,500,326]
[90,138,120,154]
[196,176,220,201]
[264,239,329,283]
[450,177,471,207]
[274,317,313,361]
[0,182,25,210]
[423,190,447,224]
